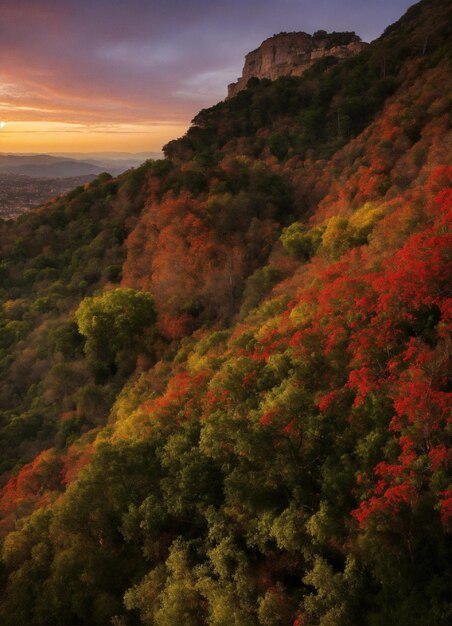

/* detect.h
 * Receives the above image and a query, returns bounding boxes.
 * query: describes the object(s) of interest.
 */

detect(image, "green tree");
[75,288,156,377]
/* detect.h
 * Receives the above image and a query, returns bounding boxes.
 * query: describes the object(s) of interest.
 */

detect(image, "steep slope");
[0,1,450,625]
[0,168,150,475]
[124,0,450,335]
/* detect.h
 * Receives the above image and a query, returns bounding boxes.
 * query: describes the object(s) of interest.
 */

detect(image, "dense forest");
[0,0,450,624]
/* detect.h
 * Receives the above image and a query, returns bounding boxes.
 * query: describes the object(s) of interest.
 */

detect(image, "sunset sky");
[0,0,415,153]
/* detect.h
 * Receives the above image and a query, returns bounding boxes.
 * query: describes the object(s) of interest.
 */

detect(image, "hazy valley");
[0,152,162,219]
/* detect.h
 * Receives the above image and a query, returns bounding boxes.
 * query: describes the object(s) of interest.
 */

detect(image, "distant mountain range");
[0,152,162,178]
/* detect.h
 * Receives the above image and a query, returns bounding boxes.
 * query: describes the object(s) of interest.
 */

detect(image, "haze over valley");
[0,152,162,218]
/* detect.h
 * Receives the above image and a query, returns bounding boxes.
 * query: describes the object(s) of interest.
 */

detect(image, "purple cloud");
[0,0,415,149]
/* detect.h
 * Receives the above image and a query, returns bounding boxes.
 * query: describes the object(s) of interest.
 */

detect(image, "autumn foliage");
[0,1,451,624]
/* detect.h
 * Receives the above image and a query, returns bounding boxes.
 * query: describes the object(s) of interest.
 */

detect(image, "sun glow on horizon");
[0,120,188,152]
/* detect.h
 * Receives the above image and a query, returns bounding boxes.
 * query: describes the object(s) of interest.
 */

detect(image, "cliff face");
[228,31,367,98]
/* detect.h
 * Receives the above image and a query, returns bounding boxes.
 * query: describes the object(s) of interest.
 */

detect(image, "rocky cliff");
[228,30,367,98]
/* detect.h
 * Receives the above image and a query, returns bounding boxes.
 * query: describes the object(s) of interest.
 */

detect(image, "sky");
[0,0,415,154]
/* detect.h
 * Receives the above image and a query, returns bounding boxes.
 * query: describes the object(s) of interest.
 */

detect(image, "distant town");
[0,151,160,219]
[0,173,95,219]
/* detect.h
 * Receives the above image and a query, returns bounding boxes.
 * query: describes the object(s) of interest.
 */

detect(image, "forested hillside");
[0,1,450,624]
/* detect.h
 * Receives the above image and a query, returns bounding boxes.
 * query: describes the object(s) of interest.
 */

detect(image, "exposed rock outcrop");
[228,30,367,98]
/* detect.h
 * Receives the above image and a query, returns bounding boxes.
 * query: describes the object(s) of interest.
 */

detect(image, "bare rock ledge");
[227,30,368,98]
